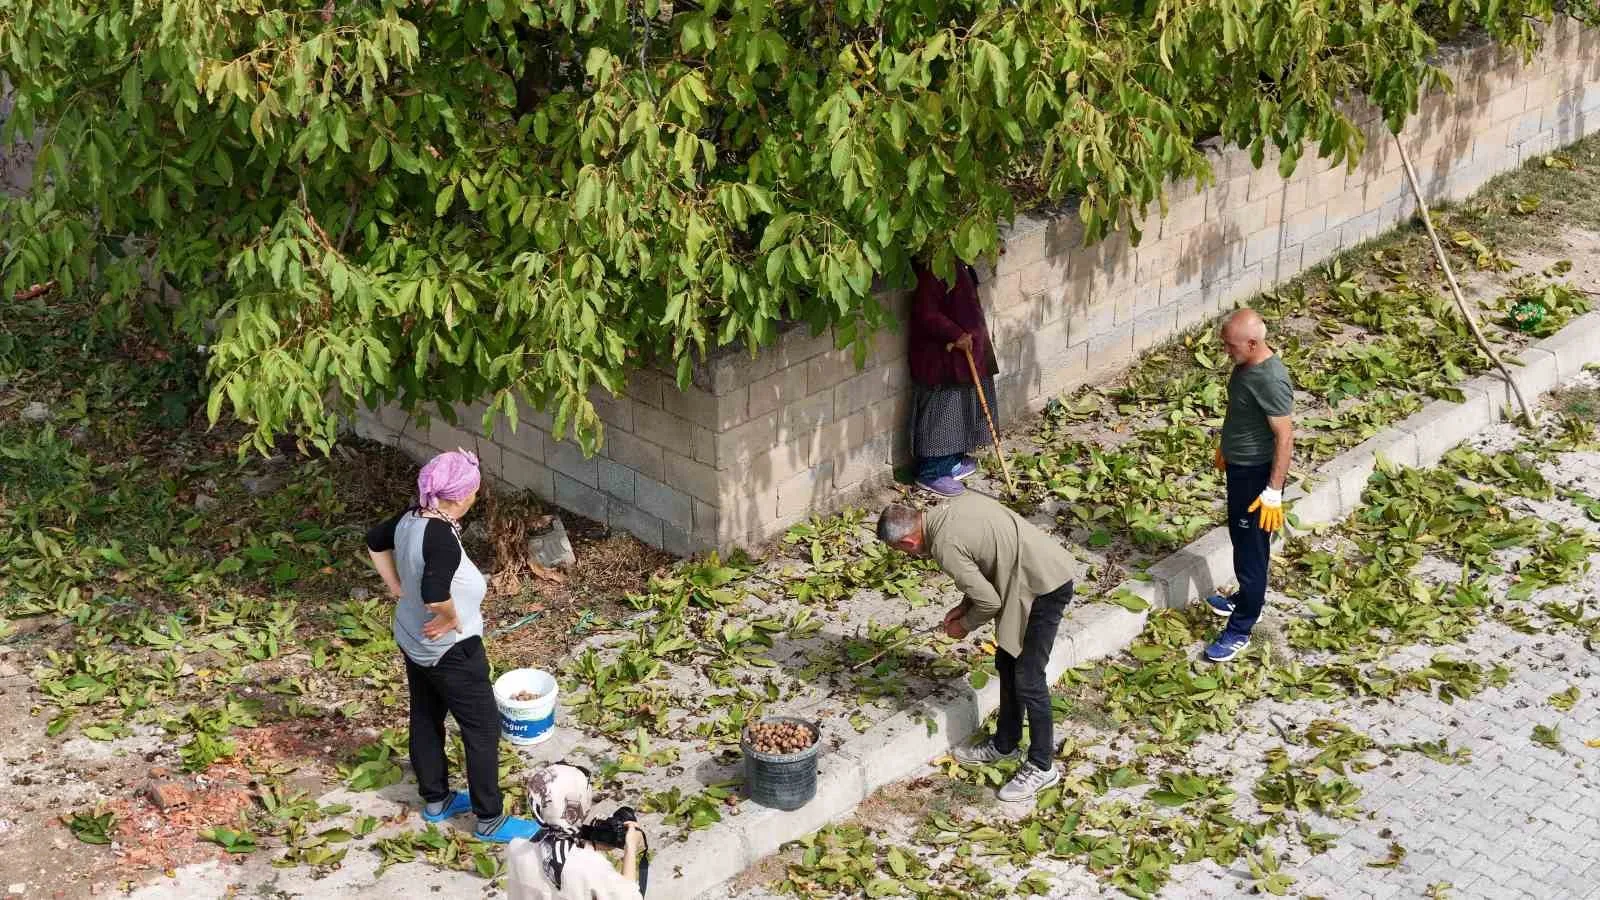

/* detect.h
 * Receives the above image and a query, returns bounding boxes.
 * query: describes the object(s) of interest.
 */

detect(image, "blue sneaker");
[474,815,541,843]
[420,790,472,823]
[1203,594,1235,618]
[916,475,965,497]
[951,457,979,480]
[1204,631,1250,662]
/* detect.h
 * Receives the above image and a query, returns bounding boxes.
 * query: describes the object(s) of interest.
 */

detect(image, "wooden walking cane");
[947,341,1018,496]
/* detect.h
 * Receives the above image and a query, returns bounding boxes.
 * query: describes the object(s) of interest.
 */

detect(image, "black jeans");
[403,636,503,820]
[993,581,1073,770]
[1224,462,1274,637]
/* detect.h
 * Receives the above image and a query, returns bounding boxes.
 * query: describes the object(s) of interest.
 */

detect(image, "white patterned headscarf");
[528,763,593,888]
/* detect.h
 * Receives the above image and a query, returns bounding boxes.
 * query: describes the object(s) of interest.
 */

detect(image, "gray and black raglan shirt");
[365,511,487,667]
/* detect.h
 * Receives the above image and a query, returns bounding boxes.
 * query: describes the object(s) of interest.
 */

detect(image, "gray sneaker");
[997,762,1061,802]
[951,739,1019,766]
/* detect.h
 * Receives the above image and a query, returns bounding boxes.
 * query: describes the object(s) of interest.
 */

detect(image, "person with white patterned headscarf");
[507,763,645,900]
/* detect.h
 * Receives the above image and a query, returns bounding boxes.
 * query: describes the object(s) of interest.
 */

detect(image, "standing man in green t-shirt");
[1203,308,1294,662]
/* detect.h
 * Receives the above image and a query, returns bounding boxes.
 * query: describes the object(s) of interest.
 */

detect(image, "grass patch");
[1435,131,1600,253]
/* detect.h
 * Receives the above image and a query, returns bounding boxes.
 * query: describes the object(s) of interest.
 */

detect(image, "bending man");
[1204,308,1295,662]
[876,492,1081,802]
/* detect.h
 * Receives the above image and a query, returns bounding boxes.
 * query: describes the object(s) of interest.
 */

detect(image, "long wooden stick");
[1392,134,1534,427]
[949,343,1018,495]
[849,622,943,671]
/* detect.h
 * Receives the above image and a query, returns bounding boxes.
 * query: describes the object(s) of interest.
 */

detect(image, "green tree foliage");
[0,0,1592,453]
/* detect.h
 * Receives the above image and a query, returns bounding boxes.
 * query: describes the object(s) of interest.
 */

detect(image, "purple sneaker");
[916,475,965,497]
[951,457,979,480]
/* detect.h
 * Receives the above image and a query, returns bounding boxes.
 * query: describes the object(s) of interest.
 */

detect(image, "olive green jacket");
[923,491,1082,658]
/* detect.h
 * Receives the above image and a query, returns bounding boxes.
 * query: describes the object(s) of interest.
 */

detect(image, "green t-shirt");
[1221,354,1293,466]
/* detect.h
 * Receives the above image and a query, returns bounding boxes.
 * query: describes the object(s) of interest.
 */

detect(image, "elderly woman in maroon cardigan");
[907,259,1000,497]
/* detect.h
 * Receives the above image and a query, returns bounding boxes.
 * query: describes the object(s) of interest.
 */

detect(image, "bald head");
[1220,308,1270,365]
[876,503,927,555]
[1222,308,1267,341]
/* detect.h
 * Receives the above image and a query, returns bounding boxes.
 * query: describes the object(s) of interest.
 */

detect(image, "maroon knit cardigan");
[908,262,1000,387]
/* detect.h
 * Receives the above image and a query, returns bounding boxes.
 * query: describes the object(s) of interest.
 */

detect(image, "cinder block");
[747,437,811,487]
[834,364,907,417]
[660,524,704,557]
[1305,166,1348,205]
[1158,193,1209,240]
[662,383,747,431]
[831,433,892,488]
[691,498,720,543]
[634,473,693,530]
[607,499,664,547]
[498,450,555,500]
[553,472,607,523]
[777,390,837,447]
[977,271,1022,313]
[597,458,635,502]
[1244,226,1285,267]
[1283,203,1328,245]
[544,432,598,487]
[601,429,665,482]
[1400,392,1495,467]
[620,370,669,410]
[1171,290,1216,335]
[804,346,857,395]
[775,324,838,370]
[696,346,778,396]
[747,365,808,420]
[863,394,910,440]
[1036,340,1091,405]
[716,484,778,541]
[664,450,720,505]
[1147,527,1234,609]
[587,386,634,433]
[634,404,697,454]
[514,397,559,433]
[1017,255,1072,303]
[1533,311,1600,379]
[1085,322,1136,380]
[997,215,1052,274]
[1133,306,1178,352]
[816,409,868,457]
[1300,227,1344,268]
[737,749,869,861]
[712,412,778,468]
[775,460,835,518]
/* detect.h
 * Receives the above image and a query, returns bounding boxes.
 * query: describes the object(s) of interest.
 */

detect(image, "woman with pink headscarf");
[365,449,539,843]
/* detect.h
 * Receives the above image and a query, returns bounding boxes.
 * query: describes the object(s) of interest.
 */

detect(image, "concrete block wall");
[363,19,1600,555]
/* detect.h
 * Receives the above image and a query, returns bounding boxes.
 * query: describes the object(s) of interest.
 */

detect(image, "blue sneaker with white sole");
[1204,631,1250,662]
[951,457,979,480]
[420,790,472,823]
[474,815,541,843]
[1203,593,1235,617]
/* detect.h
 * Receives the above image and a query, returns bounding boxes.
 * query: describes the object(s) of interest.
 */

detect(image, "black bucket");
[742,716,821,811]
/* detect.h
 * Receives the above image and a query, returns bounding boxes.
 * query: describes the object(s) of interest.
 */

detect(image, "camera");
[578,805,638,849]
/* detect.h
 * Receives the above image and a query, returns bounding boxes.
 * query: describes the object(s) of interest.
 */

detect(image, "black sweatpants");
[993,581,1074,770]
[403,636,503,820]
[1224,462,1275,637]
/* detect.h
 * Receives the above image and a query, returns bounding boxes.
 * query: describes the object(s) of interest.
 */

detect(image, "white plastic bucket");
[493,668,559,746]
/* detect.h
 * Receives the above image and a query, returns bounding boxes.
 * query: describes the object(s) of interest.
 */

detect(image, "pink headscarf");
[417,449,481,510]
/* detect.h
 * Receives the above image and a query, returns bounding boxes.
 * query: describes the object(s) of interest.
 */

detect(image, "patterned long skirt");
[910,377,997,458]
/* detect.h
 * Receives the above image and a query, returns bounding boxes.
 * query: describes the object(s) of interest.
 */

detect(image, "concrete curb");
[655,309,1600,900]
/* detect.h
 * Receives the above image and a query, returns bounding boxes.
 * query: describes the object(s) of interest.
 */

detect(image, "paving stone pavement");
[725,391,1600,900]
